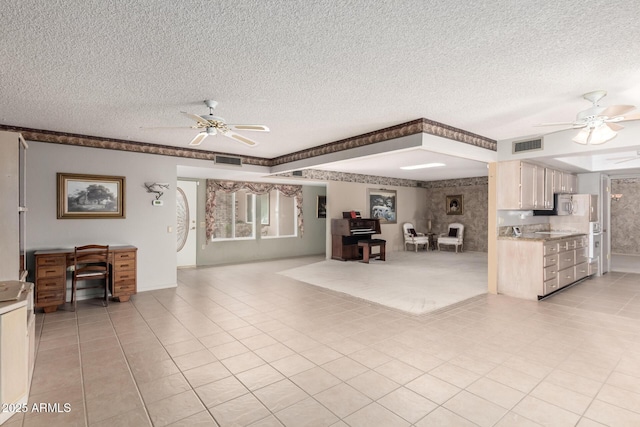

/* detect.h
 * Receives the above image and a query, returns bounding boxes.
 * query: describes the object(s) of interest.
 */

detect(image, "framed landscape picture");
[57,173,126,219]
[446,194,463,215]
[367,188,397,224]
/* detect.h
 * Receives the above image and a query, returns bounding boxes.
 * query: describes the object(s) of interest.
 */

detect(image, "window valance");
[205,180,303,241]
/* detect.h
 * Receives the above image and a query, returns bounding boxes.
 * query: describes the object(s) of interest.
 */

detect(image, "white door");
[177,180,197,267]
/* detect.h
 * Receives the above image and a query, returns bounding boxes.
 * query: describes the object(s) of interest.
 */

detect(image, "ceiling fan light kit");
[572,123,617,145]
[537,90,640,145]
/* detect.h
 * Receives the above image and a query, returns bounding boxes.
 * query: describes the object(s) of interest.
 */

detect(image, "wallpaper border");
[1,118,496,168]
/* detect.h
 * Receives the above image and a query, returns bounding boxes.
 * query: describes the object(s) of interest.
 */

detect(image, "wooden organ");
[331,218,382,261]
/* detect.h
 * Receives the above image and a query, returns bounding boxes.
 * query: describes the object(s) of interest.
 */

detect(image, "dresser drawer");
[37,265,66,279]
[543,254,558,268]
[558,267,575,288]
[558,251,575,270]
[543,265,558,281]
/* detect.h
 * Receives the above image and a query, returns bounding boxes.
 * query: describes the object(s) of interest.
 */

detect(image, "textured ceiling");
[2,1,640,171]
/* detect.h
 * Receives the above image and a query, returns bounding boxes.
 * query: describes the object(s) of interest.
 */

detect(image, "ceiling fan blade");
[586,128,594,144]
[615,112,640,122]
[534,122,576,127]
[227,124,270,132]
[188,132,208,146]
[181,111,211,126]
[606,123,624,131]
[222,130,259,146]
[140,126,193,130]
[600,104,635,118]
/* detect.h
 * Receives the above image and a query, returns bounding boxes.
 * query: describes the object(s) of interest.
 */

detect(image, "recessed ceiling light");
[400,163,446,170]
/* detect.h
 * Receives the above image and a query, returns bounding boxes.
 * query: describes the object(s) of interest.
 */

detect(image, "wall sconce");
[611,193,623,202]
[145,182,170,205]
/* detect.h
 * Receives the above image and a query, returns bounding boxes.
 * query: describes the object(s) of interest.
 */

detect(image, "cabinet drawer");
[37,265,66,278]
[36,278,65,292]
[543,242,559,255]
[575,262,588,281]
[114,259,135,271]
[574,237,587,249]
[575,248,589,265]
[114,270,136,282]
[543,277,559,295]
[543,265,558,281]
[115,251,136,261]
[36,290,65,306]
[558,251,575,270]
[558,267,575,288]
[543,254,558,268]
[112,281,135,295]
[36,255,67,267]
[37,255,66,267]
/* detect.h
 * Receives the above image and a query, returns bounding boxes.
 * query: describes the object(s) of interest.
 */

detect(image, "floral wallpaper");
[423,181,488,252]
[611,177,640,255]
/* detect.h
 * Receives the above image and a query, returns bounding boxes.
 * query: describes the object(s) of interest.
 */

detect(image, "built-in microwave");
[533,193,573,216]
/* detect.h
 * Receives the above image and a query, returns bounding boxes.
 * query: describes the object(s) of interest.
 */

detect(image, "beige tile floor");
[7,256,640,426]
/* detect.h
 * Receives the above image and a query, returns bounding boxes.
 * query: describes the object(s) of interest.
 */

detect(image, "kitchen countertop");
[498,232,586,242]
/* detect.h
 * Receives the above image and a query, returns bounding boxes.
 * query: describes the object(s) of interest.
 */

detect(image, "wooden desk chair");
[71,245,110,311]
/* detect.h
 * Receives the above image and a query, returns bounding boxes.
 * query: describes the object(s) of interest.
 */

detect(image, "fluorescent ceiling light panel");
[400,162,446,170]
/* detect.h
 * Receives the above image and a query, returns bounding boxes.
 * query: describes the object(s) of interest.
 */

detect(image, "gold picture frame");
[57,173,126,219]
[446,195,463,215]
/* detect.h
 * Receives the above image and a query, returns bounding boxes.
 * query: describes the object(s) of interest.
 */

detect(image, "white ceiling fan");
[536,91,640,145]
[176,100,269,147]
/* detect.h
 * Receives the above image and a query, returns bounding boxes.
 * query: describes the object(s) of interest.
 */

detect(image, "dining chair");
[70,244,110,311]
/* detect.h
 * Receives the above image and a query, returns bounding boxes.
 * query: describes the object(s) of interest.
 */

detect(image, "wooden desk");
[34,245,137,313]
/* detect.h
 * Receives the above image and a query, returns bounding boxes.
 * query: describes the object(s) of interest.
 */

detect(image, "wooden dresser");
[34,245,137,312]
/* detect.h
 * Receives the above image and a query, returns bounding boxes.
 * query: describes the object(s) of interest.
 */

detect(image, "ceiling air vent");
[215,155,242,166]
[512,138,543,154]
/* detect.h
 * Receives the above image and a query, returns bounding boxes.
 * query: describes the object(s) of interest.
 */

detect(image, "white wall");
[326,180,428,254]
[27,142,179,291]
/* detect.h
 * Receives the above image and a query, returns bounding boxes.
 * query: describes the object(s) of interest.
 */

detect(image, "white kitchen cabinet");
[0,131,27,281]
[542,168,554,209]
[0,283,33,425]
[564,173,578,194]
[551,169,577,194]
[497,161,548,210]
[498,234,589,300]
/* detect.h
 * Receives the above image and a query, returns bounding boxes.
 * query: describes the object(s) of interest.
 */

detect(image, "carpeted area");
[278,250,488,315]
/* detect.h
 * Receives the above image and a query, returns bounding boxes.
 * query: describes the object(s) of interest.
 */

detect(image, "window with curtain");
[206,180,304,243]
[262,190,297,238]
[211,189,255,240]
